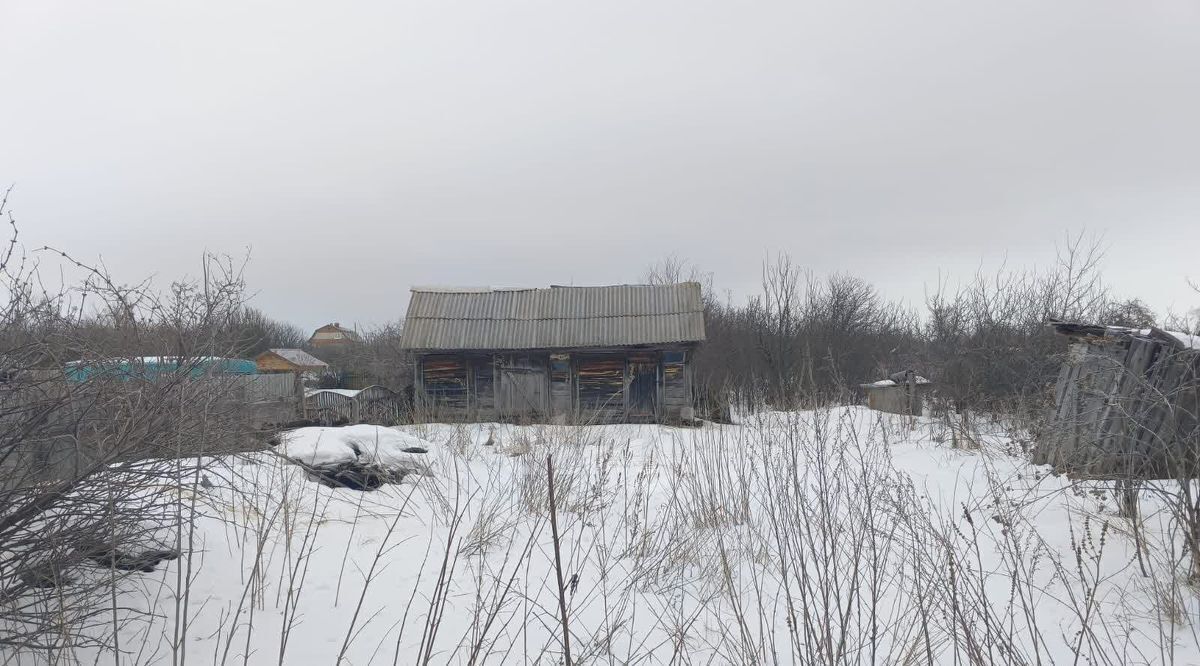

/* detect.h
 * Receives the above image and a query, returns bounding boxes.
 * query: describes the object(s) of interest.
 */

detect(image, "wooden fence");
[2,371,305,487]
[304,385,407,425]
[227,372,299,403]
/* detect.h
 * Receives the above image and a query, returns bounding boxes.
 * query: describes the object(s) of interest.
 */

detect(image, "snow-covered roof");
[861,375,931,388]
[1162,330,1200,351]
[1051,322,1200,352]
[265,348,328,368]
[304,388,361,398]
[1113,327,1200,350]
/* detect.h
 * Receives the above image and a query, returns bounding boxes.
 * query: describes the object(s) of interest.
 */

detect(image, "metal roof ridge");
[411,282,698,293]
[404,311,704,320]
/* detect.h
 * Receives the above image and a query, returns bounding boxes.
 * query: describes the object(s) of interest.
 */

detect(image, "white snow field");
[12,409,1200,665]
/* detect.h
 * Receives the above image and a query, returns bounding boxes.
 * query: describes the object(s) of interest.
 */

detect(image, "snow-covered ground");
[10,407,1200,665]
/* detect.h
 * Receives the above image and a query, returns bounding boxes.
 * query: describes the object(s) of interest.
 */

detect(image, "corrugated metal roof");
[266,348,329,368]
[401,283,706,350]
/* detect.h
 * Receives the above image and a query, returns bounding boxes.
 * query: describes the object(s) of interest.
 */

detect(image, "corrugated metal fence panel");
[232,373,297,403]
[402,283,705,350]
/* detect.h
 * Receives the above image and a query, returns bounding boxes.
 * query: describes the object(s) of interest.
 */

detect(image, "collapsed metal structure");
[1035,322,1200,479]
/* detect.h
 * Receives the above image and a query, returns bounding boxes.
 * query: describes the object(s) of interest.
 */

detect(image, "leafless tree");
[0,193,272,660]
[307,321,413,393]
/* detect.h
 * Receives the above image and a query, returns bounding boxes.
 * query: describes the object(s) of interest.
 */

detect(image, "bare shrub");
[0,197,274,660]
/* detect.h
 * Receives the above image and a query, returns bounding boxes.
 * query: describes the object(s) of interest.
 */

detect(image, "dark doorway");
[628,356,658,420]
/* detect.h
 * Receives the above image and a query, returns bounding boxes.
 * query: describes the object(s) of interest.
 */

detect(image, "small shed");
[400,283,706,424]
[860,371,933,416]
[1035,322,1200,479]
[255,348,328,376]
[309,323,361,348]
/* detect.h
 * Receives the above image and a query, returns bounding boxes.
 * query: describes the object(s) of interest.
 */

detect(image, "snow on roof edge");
[304,388,361,398]
[410,283,674,294]
[410,286,532,293]
[267,348,328,367]
[860,375,932,388]
[1052,321,1200,351]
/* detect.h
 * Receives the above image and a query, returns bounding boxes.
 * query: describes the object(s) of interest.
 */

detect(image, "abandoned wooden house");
[400,283,706,423]
[1034,322,1200,478]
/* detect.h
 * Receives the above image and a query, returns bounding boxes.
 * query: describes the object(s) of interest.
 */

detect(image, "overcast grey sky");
[2,1,1198,331]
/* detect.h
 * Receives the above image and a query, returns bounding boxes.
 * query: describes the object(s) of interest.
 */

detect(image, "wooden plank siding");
[413,347,696,424]
[419,355,469,419]
[471,356,497,421]
[305,385,406,425]
[661,350,690,416]
[256,353,299,374]
[549,353,572,416]
[575,354,627,424]
[401,284,705,423]
[1036,330,1200,479]
[498,354,548,422]
[306,391,356,424]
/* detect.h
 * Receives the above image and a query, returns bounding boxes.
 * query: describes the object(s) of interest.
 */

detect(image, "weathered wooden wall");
[575,354,626,423]
[1036,338,1200,478]
[255,353,296,374]
[661,350,691,418]
[549,353,572,417]
[498,354,548,422]
[304,385,406,425]
[414,347,695,424]
[419,354,469,418]
[470,356,496,421]
[306,390,356,424]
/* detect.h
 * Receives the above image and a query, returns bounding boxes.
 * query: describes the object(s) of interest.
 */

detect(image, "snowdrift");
[278,425,435,489]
